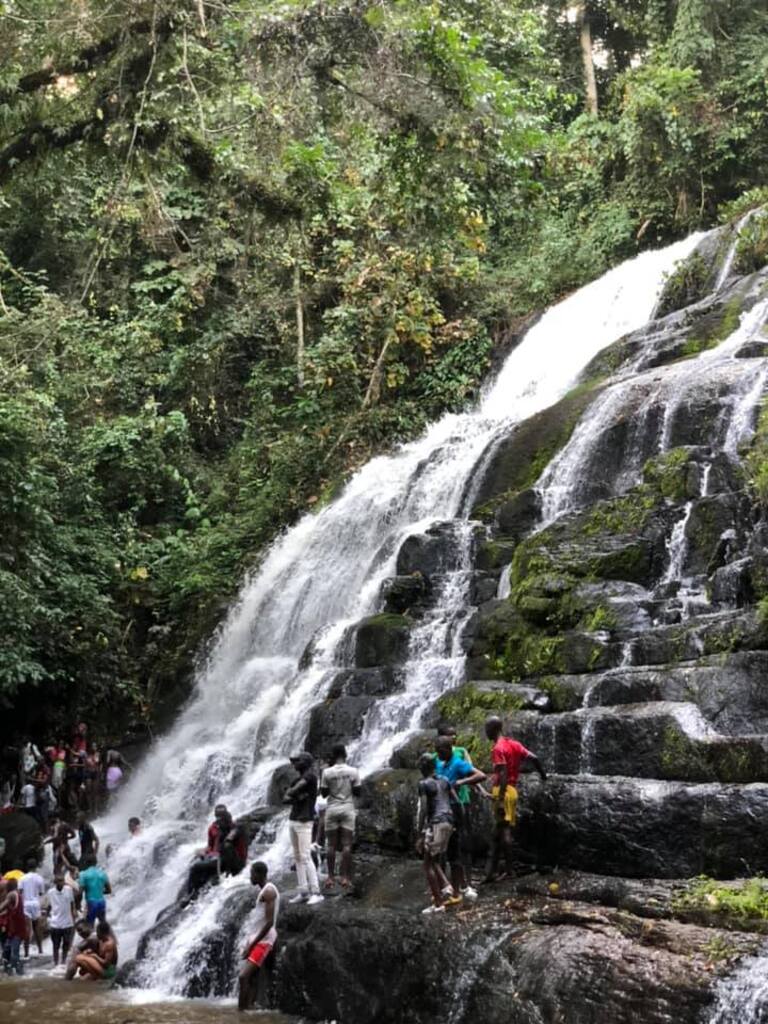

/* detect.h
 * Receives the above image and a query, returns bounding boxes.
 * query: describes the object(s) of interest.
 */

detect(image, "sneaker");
[307,894,324,906]
[421,904,446,915]
[289,892,309,904]
[461,886,478,902]
[441,885,454,898]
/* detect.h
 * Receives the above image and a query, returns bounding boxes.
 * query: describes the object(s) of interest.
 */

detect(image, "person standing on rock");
[434,737,486,901]
[78,854,111,924]
[238,861,279,1011]
[76,811,99,868]
[416,753,460,914]
[320,743,362,891]
[284,752,323,905]
[19,857,45,957]
[483,716,546,883]
[0,878,26,975]
[45,874,76,968]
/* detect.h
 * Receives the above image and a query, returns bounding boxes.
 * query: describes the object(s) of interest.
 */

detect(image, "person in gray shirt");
[320,744,362,890]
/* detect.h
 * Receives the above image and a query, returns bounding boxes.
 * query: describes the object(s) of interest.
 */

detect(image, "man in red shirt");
[483,715,546,883]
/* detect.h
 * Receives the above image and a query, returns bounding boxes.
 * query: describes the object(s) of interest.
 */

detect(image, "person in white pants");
[284,753,323,905]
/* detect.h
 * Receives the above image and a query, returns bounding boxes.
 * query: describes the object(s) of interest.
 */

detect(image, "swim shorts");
[247,941,273,967]
[86,899,107,923]
[491,785,518,826]
[104,964,117,980]
[23,900,41,922]
[424,822,453,856]
[324,804,356,832]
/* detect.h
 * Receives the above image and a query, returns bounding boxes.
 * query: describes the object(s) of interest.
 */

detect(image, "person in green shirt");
[433,727,486,901]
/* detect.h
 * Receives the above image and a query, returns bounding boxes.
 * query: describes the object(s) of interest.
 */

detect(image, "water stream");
[93,234,706,995]
[705,947,768,1023]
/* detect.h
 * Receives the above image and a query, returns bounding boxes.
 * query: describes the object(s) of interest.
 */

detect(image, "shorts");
[104,964,117,980]
[491,785,518,826]
[86,899,107,923]
[324,804,356,832]
[24,900,41,922]
[424,822,453,856]
[247,941,273,967]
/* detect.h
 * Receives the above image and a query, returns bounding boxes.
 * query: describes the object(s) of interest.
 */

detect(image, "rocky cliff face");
[122,217,768,1021]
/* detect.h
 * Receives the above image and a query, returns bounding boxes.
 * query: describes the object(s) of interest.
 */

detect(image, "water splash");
[705,946,768,1023]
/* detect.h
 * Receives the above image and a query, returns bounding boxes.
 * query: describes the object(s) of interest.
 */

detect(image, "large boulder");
[356,769,419,852]
[517,775,768,878]
[306,696,375,756]
[352,614,411,668]
[0,810,41,872]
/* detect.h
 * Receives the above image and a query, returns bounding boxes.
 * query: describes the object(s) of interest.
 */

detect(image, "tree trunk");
[576,3,599,116]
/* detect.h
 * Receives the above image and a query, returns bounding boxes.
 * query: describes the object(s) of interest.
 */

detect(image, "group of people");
[0,712,541,1005]
[1,722,128,826]
[234,718,545,1009]
[0,810,118,978]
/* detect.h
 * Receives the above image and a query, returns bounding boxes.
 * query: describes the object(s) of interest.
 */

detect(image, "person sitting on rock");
[238,861,279,1011]
[434,736,486,901]
[284,753,323,906]
[187,803,247,895]
[73,920,118,980]
[416,753,461,915]
[320,743,362,891]
[64,919,95,980]
[483,716,546,884]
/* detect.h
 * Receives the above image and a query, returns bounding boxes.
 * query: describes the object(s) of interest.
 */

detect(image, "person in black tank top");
[284,753,323,905]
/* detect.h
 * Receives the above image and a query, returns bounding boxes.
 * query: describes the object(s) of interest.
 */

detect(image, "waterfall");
[95,234,703,994]
[715,210,758,291]
[663,502,694,585]
[705,948,768,1023]
[538,292,768,525]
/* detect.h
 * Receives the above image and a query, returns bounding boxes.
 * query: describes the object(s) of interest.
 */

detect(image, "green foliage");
[643,448,692,502]
[437,684,524,726]
[675,877,768,922]
[734,211,768,276]
[746,404,768,506]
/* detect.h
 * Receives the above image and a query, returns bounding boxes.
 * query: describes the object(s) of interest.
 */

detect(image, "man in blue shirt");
[434,735,486,900]
[78,855,111,925]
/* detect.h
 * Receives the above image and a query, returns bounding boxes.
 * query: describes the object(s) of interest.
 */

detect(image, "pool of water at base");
[0,974,296,1023]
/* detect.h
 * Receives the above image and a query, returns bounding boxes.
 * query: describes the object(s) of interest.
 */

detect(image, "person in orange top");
[483,715,546,883]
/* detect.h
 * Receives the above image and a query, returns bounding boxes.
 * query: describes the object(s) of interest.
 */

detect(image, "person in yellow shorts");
[490,782,518,826]
[483,716,547,883]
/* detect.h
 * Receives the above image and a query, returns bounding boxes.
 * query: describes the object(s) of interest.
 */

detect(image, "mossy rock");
[353,613,411,668]
[643,447,703,503]
[436,681,527,727]
[655,250,715,318]
[475,537,518,572]
[471,383,603,515]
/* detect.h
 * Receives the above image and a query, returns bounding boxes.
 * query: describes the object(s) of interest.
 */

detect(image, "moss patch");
[437,683,525,729]
[643,447,693,502]
[675,877,768,924]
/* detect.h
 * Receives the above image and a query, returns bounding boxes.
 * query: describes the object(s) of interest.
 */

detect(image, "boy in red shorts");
[238,862,279,1011]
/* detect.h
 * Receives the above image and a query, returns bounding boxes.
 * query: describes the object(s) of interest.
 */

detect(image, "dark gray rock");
[396,522,478,577]
[356,769,419,851]
[267,763,297,806]
[381,574,429,614]
[389,731,437,769]
[328,668,402,699]
[710,557,754,607]
[0,810,41,872]
[517,775,768,878]
[352,614,411,668]
[496,487,542,540]
[306,696,375,756]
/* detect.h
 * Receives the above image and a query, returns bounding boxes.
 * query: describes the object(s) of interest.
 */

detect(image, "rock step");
[507,701,768,783]
[520,651,768,735]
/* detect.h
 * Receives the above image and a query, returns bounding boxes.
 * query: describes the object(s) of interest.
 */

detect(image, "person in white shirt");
[238,862,279,1011]
[19,858,45,956]
[320,744,362,890]
[45,875,76,967]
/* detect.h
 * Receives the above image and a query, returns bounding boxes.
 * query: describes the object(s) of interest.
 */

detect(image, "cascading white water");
[538,291,768,526]
[715,210,758,291]
[94,234,703,996]
[705,947,768,1023]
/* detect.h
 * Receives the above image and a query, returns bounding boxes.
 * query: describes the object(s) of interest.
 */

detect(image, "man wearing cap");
[284,753,323,905]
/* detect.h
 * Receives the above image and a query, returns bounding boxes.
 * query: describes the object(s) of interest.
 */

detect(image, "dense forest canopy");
[1,0,767,741]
